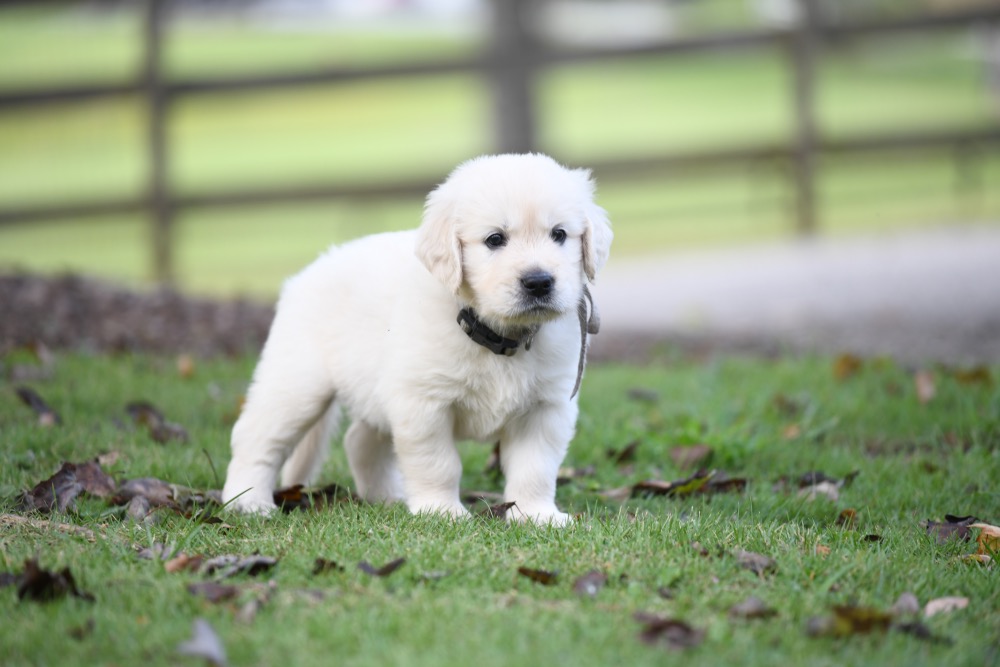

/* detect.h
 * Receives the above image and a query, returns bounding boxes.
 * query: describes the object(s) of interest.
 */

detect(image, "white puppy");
[221,153,612,524]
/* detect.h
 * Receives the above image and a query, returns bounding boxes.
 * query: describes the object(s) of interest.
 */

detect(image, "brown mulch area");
[0,273,274,358]
[0,272,770,364]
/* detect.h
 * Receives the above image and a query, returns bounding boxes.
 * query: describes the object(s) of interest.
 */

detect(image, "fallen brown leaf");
[15,558,94,603]
[358,558,406,578]
[165,553,205,574]
[177,618,227,667]
[807,604,892,637]
[113,477,177,507]
[635,613,705,650]
[476,500,517,520]
[924,515,977,544]
[517,566,558,586]
[607,440,640,464]
[836,508,857,528]
[729,596,777,619]
[312,558,345,575]
[971,522,1000,556]
[15,386,61,426]
[202,555,277,579]
[924,596,969,618]
[17,462,84,513]
[633,469,715,498]
[187,581,240,603]
[735,550,776,576]
[273,483,357,511]
[125,401,189,444]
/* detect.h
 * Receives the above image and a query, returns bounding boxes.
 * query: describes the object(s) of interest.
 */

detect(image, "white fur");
[221,153,612,524]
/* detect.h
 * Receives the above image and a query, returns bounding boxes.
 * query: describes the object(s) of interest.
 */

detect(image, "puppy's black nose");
[521,271,555,298]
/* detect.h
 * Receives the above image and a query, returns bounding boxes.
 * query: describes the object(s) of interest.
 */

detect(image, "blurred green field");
[0,6,998,297]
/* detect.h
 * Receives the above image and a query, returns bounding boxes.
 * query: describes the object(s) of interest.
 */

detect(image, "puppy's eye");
[485,232,507,249]
[550,228,567,245]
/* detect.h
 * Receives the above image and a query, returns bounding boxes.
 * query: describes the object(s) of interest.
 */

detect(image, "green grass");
[2,350,999,666]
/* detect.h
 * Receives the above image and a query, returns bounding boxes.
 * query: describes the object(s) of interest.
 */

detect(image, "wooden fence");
[1,0,999,283]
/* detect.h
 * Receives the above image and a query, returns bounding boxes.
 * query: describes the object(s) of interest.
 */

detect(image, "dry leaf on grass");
[358,558,406,578]
[177,618,227,667]
[14,558,94,603]
[312,558,345,575]
[735,550,776,576]
[15,386,61,426]
[971,522,1000,555]
[202,555,277,579]
[729,596,778,619]
[16,460,115,513]
[606,440,640,465]
[187,581,240,604]
[635,613,705,650]
[924,596,969,618]
[924,514,978,543]
[125,401,189,444]
[807,604,893,637]
[632,469,716,499]
[517,566,558,586]
[476,501,517,520]
[272,483,357,511]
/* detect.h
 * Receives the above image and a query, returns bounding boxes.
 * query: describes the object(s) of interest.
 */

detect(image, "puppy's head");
[416,153,612,332]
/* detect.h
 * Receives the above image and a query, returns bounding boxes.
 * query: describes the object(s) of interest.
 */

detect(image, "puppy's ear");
[575,169,613,281]
[415,190,463,294]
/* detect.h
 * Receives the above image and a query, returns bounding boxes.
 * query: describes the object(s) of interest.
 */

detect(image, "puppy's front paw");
[407,497,471,520]
[509,505,570,526]
[223,487,277,516]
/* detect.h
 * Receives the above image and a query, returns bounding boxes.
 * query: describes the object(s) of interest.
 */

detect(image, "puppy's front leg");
[500,402,576,526]
[391,408,469,518]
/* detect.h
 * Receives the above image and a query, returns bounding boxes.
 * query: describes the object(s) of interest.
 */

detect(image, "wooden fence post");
[789,0,819,235]
[487,0,537,154]
[144,0,172,284]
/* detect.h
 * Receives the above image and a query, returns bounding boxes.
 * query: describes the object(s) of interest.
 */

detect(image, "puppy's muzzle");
[520,270,555,300]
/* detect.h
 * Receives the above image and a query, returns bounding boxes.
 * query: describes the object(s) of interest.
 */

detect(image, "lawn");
[0,7,999,297]
[2,349,998,666]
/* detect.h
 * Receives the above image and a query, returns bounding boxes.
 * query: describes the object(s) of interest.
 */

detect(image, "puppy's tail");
[279,401,344,487]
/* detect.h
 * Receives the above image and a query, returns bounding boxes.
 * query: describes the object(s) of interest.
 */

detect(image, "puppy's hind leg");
[280,403,343,488]
[222,353,334,515]
[343,420,405,504]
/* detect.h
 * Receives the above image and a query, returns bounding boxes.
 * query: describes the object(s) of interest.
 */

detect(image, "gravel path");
[589,224,1000,364]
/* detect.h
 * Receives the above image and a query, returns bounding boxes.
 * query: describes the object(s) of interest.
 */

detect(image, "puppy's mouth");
[507,298,564,324]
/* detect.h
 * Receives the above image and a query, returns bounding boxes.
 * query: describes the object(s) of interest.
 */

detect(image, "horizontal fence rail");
[0,0,998,282]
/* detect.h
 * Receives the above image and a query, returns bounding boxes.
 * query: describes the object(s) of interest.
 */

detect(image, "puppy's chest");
[452,359,544,440]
